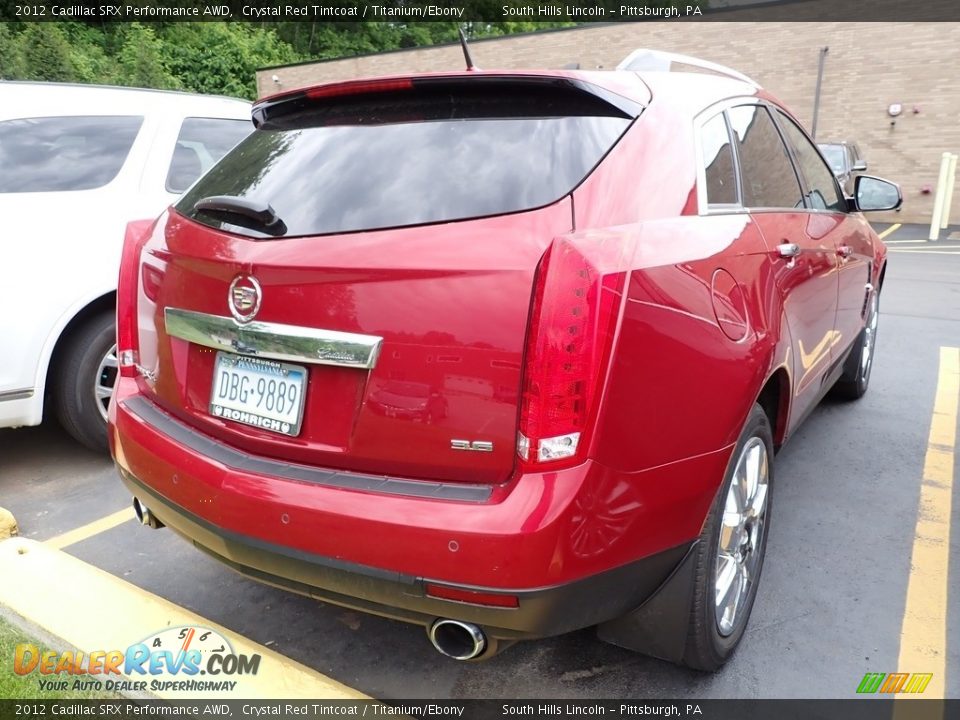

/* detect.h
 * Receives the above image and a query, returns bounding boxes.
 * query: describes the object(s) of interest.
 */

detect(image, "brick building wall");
[257,19,960,226]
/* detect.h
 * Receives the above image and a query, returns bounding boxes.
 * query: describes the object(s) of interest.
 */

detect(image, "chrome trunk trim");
[163,307,383,370]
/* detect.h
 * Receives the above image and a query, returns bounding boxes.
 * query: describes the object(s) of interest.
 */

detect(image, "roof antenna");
[458,26,478,71]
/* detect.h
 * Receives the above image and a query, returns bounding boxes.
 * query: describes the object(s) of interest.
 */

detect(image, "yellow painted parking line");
[878,223,902,240]
[887,250,960,255]
[886,245,960,250]
[0,506,18,539]
[896,346,958,701]
[44,508,134,550]
[0,538,367,699]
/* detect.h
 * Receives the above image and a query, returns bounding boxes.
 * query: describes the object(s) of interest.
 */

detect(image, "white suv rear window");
[165,117,252,194]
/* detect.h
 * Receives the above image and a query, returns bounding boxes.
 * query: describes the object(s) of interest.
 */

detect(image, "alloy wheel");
[94,344,118,422]
[861,292,879,380]
[715,437,769,637]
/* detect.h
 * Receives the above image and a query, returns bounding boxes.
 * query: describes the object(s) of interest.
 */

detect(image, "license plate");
[209,352,307,437]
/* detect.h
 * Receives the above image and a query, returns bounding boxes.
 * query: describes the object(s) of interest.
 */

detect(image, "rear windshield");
[177,84,633,238]
[0,115,143,193]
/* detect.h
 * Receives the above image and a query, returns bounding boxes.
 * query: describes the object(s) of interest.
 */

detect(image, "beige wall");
[257,20,960,226]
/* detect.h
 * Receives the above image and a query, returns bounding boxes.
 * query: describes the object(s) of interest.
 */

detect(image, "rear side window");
[727,105,803,210]
[166,117,252,194]
[700,113,737,206]
[178,84,633,238]
[775,112,845,212]
[0,116,143,193]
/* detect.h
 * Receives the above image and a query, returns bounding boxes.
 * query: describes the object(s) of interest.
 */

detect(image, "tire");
[833,290,879,400]
[53,311,117,453]
[682,403,774,671]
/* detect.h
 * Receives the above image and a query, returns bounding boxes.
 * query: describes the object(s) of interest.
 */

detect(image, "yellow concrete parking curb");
[0,507,18,539]
[0,538,367,700]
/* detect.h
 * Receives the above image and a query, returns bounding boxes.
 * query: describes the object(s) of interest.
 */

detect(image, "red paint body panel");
[137,202,573,484]
[589,215,781,472]
[110,68,889,637]
[111,378,731,588]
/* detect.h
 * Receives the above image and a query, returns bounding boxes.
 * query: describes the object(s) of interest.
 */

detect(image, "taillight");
[116,219,155,379]
[518,239,623,468]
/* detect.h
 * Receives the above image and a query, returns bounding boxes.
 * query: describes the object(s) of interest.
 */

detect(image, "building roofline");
[255,2,816,75]
[255,23,598,73]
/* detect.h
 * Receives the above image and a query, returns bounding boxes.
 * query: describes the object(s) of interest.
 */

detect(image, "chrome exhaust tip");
[427,619,487,661]
[132,497,164,530]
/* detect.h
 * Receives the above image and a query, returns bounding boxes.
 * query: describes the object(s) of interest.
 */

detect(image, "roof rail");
[616,49,759,87]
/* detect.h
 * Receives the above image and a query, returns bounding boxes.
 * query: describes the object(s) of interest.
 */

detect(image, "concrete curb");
[0,538,367,700]
[0,507,18,539]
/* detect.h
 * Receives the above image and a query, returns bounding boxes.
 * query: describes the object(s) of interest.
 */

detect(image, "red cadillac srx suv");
[110,56,901,670]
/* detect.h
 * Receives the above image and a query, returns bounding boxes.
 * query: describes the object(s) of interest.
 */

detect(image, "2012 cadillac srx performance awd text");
[109,53,901,670]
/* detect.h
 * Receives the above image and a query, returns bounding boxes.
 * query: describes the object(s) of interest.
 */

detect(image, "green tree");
[160,23,299,99]
[0,19,581,95]
[62,21,119,85]
[19,23,75,82]
[0,22,24,79]
[118,23,180,89]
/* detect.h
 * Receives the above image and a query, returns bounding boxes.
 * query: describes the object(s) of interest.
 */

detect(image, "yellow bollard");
[940,153,958,230]
[929,152,952,241]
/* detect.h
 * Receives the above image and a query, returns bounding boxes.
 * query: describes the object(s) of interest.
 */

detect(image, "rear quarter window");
[178,84,634,238]
[727,105,803,210]
[700,112,738,206]
[166,117,253,194]
[0,115,143,193]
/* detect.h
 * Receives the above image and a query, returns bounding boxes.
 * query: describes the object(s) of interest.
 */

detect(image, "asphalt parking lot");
[1,224,958,700]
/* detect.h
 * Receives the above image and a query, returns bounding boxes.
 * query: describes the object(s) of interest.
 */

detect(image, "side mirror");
[852,160,868,172]
[854,175,902,212]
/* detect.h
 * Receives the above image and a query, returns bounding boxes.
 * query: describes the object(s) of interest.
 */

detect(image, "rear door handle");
[837,245,854,258]
[777,242,801,258]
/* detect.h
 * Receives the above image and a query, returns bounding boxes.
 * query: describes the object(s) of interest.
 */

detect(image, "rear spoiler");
[251,74,645,129]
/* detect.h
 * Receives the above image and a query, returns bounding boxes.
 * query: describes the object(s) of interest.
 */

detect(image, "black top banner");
[0,0,958,23]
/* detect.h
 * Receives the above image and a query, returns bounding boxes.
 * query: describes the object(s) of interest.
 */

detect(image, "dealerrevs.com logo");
[14,626,260,693]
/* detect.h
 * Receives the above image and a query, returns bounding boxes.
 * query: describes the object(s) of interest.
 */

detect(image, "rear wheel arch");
[44,292,116,410]
[756,367,790,450]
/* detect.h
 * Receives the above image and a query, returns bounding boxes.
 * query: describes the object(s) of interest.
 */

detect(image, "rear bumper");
[110,380,729,639]
[119,466,688,639]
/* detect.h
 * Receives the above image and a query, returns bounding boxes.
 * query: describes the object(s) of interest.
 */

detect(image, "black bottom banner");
[2,700,960,720]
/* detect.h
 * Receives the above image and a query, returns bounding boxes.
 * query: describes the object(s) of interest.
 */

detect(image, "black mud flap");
[595,540,699,663]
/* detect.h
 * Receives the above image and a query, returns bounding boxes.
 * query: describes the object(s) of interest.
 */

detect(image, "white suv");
[0,82,251,451]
